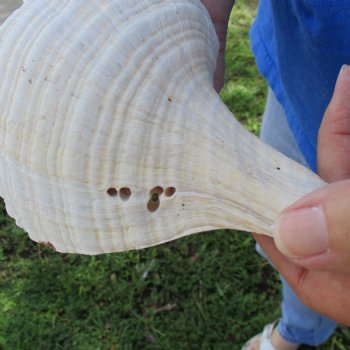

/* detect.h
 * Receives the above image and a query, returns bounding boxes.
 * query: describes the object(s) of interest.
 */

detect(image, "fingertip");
[336,64,350,96]
[318,63,350,181]
[333,64,350,103]
[340,64,350,75]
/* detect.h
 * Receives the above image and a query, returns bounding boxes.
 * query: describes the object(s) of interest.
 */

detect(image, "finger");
[318,64,350,182]
[273,180,350,273]
[212,22,228,93]
[254,233,350,326]
[214,50,225,92]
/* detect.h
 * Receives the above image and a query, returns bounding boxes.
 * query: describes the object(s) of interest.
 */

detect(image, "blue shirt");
[250,0,350,172]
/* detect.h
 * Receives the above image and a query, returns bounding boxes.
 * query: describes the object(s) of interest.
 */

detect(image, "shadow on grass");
[0,196,281,349]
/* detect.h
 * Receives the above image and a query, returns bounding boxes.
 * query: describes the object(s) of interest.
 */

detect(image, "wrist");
[200,0,235,24]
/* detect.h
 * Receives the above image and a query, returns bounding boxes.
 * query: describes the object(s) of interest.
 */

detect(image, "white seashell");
[0,0,325,254]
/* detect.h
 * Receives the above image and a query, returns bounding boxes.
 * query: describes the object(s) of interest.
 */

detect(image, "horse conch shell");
[0,0,325,254]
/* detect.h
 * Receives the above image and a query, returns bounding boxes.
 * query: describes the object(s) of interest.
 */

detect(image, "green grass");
[221,0,267,134]
[0,1,349,349]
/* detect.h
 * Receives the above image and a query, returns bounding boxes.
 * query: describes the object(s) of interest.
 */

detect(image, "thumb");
[318,64,350,182]
[273,65,350,272]
[273,179,350,273]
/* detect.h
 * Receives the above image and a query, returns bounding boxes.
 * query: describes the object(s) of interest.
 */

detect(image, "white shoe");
[241,322,279,350]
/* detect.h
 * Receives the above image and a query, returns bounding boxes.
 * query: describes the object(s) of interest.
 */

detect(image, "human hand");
[254,65,350,326]
[200,0,235,92]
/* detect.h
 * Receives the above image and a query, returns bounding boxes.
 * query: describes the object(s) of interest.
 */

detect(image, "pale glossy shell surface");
[0,0,325,254]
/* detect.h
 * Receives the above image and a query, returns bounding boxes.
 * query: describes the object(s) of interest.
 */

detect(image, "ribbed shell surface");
[0,0,325,254]
[0,0,222,253]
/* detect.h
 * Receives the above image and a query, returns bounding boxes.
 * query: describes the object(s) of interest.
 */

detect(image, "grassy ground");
[1,1,350,349]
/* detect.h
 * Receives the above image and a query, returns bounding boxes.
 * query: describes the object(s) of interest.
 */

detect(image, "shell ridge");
[0,0,324,255]
[0,1,60,161]
[0,1,72,247]
[75,0,217,252]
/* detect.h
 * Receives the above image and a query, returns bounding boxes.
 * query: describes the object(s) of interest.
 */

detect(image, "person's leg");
[278,277,337,346]
[259,89,308,168]
[256,88,337,347]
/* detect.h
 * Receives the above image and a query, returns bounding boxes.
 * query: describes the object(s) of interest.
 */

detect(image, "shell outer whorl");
[0,0,224,254]
[0,0,326,255]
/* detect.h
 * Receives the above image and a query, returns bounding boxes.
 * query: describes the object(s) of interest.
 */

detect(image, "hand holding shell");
[0,0,325,254]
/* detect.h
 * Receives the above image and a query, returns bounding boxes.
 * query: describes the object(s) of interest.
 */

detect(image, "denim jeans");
[257,89,337,346]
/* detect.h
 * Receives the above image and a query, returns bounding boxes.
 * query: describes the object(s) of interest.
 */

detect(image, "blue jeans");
[257,89,337,346]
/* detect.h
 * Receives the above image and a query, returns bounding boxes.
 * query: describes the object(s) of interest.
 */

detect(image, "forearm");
[201,0,235,25]
[200,0,235,91]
